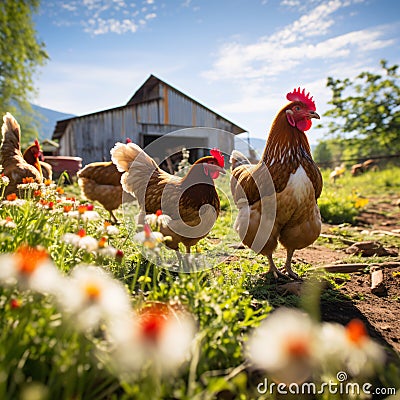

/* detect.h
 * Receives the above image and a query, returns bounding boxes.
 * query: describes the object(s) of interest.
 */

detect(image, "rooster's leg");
[267,255,288,280]
[284,248,301,280]
[175,248,194,272]
[109,210,119,225]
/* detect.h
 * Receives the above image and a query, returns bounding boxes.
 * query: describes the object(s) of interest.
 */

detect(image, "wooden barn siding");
[71,107,140,165]
[59,124,75,157]
[166,86,239,134]
[136,100,160,125]
[61,83,238,165]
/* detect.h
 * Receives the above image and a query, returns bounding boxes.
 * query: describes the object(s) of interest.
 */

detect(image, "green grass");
[0,167,399,399]
[318,166,400,224]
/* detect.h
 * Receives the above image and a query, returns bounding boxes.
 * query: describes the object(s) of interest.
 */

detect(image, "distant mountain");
[31,104,75,140]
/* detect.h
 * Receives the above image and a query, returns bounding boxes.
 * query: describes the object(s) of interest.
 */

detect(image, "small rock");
[229,242,246,249]
[371,269,386,296]
[345,241,398,257]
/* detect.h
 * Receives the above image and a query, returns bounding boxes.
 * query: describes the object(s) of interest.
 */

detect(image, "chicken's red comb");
[286,87,316,111]
[210,148,224,168]
[126,138,132,143]
[34,139,41,150]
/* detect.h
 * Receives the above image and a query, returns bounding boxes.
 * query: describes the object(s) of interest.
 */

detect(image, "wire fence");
[317,154,400,169]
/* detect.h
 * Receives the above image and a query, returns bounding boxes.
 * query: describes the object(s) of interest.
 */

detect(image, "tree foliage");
[322,60,400,158]
[0,0,48,146]
[313,141,332,165]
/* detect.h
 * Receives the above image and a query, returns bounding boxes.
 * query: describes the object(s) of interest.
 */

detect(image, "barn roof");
[52,74,247,139]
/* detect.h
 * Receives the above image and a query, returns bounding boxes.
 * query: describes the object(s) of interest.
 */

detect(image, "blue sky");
[33,0,400,144]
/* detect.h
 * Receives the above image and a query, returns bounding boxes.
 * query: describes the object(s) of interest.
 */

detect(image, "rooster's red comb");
[286,87,316,111]
[34,139,41,149]
[126,138,132,143]
[210,148,224,168]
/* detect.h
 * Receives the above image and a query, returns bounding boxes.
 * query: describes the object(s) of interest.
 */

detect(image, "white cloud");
[48,0,157,35]
[61,3,77,12]
[85,17,138,34]
[199,0,396,140]
[273,0,342,44]
[203,27,393,82]
[204,0,386,83]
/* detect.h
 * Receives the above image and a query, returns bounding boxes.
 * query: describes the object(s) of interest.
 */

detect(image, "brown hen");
[1,113,43,196]
[111,142,225,253]
[77,161,123,223]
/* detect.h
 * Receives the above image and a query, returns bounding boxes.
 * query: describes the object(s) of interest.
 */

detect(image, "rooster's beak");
[308,111,320,119]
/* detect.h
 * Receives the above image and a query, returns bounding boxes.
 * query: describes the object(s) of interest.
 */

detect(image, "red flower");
[10,298,22,309]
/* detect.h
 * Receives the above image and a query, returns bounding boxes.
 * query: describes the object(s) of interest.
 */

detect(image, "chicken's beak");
[213,165,226,174]
[308,111,320,119]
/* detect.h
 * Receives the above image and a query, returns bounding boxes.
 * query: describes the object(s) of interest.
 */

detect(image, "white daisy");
[247,308,320,384]
[133,224,165,249]
[62,230,98,252]
[109,302,196,375]
[145,210,172,229]
[0,217,17,228]
[0,175,10,186]
[319,319,385,378]
[0,245,63,295]
[58,265,132,331]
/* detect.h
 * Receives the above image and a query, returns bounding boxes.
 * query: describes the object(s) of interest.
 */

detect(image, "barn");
[52,75,247,167]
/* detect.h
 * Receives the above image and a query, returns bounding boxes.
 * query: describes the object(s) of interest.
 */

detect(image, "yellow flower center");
[22,177,35,184]
[286,337,310,358]
[85,283,101,300]
[15,245,49,275]
[98,237,107,248]
[6,193,17,201]
[78,205,87,214]
[346,319,367,346]
[139,303,169,343]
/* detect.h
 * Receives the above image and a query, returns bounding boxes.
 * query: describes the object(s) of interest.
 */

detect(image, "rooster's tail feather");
[110,142,158,172]
[1,112,21,156]
[230,150,250,171]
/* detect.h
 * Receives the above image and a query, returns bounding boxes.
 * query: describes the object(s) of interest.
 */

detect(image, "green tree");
[322,60,400,158]
[313,140,332,165]
[0,0,48,146]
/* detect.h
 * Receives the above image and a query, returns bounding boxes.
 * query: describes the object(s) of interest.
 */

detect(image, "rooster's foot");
[286,269,302,281]
[264,268,290,281]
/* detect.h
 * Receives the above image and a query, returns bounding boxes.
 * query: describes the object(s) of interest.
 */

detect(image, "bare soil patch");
[317,197,400,357]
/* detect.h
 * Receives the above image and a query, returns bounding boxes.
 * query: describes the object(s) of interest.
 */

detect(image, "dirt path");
[316,197,400,356]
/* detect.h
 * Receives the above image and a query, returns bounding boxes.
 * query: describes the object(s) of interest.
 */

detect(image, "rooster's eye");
[295,106,300,111]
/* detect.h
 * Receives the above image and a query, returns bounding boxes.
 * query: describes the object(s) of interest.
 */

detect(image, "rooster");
[23,140,53,181]
[77,161,124,223]
[1,113,43,196]
[111,143,225,253]
[230,88,322,279]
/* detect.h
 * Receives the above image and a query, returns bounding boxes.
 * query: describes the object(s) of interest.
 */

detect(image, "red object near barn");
[44,156,82,181]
